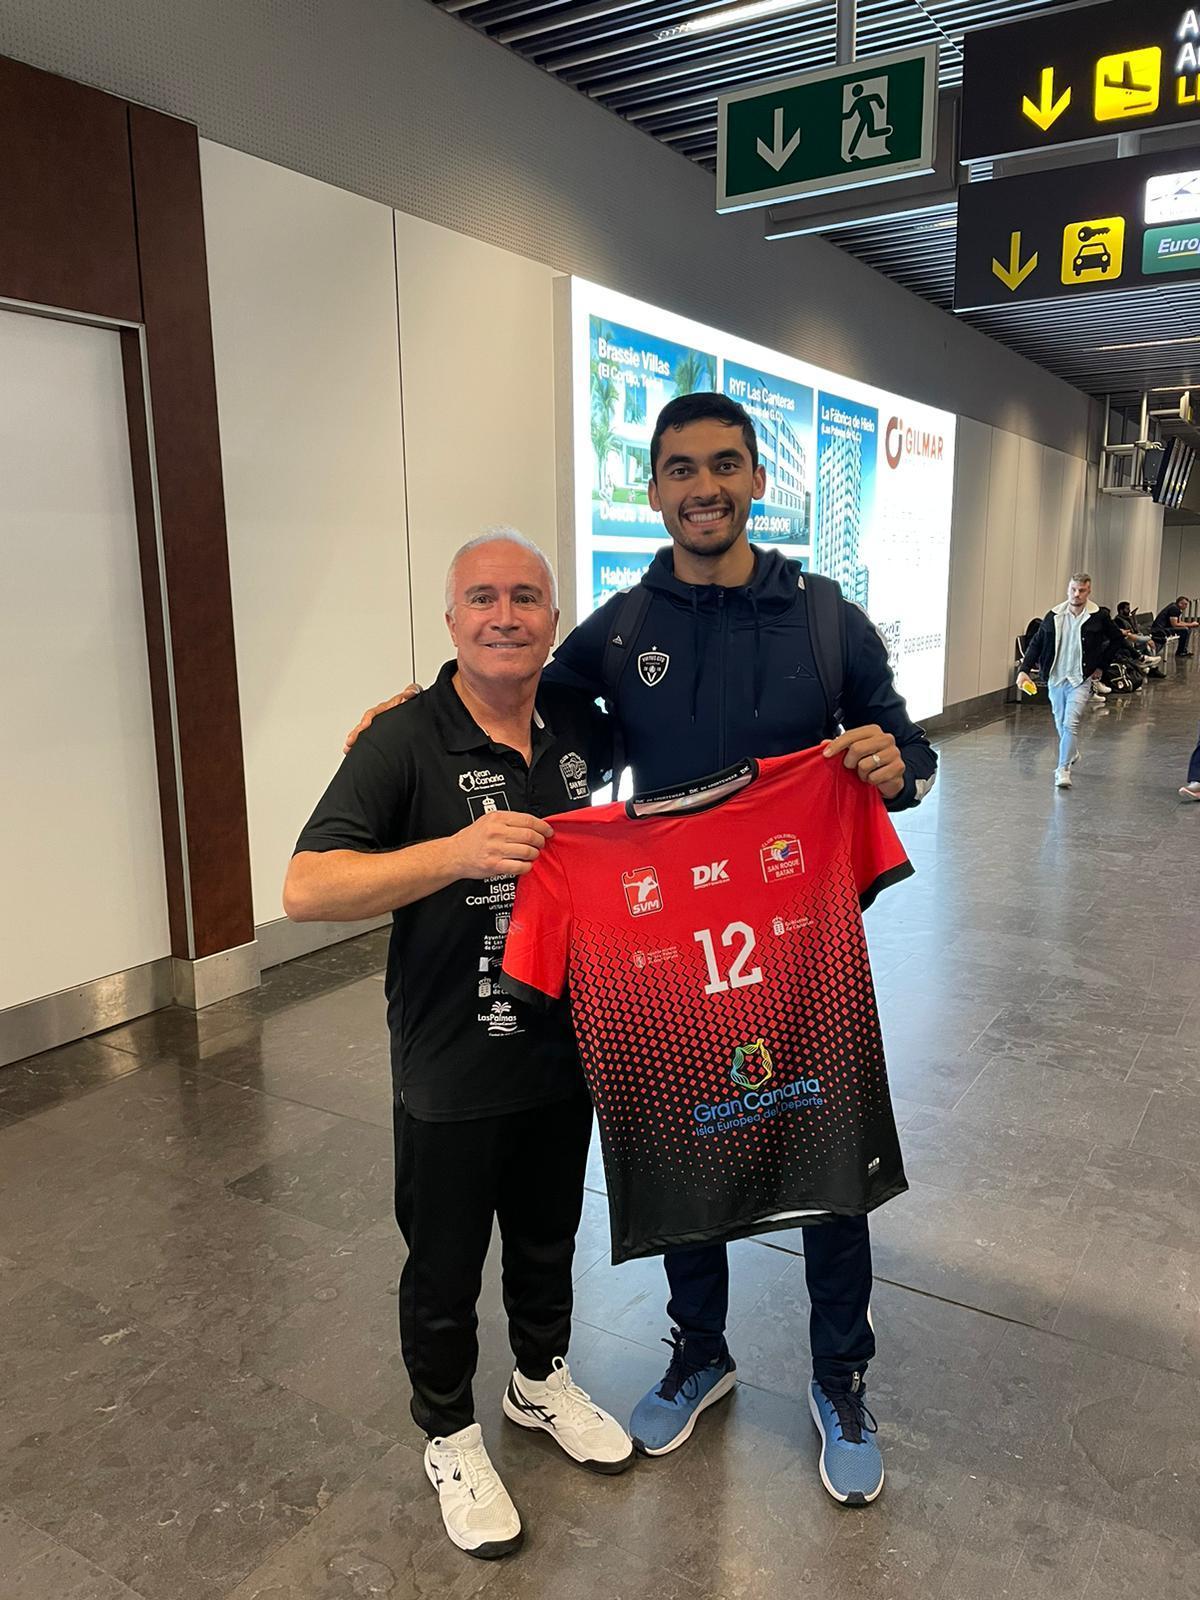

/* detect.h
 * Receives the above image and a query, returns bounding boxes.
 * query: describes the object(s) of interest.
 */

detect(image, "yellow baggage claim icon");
[1061,216,1125,285]
[1094,47,1161,121]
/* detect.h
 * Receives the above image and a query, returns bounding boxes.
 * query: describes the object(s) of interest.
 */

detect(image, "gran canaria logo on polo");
[730,1037,773,1091]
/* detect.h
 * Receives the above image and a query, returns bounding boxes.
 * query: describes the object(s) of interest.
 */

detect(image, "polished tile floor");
[3,661,1200,1599]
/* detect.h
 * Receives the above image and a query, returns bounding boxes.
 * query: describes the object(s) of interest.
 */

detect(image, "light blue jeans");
[1047,679,1092,771]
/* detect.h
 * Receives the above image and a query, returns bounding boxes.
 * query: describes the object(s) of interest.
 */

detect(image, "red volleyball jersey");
[501,747,913,1263]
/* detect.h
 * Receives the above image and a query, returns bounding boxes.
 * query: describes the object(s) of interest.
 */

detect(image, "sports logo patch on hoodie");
[638,648,669,687]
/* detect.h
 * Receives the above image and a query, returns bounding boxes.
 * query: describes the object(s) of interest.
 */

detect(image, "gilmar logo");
[559,751,589,800]
[760,833,805,882]
[885,416,945,470]
[637,648,670,687]
[458,768,507,794]
[622,866,662,917]
[691,860,730,889]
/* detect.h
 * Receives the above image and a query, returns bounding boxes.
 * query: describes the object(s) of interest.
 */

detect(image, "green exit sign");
[717,46,939,213]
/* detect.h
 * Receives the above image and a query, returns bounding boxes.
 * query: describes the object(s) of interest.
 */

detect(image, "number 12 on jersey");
[693,922,763,996]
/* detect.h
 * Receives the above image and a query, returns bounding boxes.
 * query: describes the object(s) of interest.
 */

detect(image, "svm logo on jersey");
[622,865,663,917]
[760,833,805,882]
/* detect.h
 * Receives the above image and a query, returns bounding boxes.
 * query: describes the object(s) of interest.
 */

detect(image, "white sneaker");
[1180,783,1200,802]
[424,1424,523,1559]
[1055,768,1072,788]
[503,1358,635,1473]
[1092,680,1112,696]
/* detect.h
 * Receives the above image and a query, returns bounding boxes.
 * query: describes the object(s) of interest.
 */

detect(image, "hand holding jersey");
[823,723,906,798]
[445,809,554,879]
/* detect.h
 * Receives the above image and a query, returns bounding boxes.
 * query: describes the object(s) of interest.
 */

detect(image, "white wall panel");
[1158,520,1199,609]
[1060,456,1089,584]
[1159,522,1184,606]
[1033,447,1066,611]
[201,140,411,924]
[0,310,169,1008]
[1008,436,1044,649]
[393,212,559,683]
[978,428,1020,695]
[1179,525,1200,602]
[1084,489,1162,615]
[945,418,992,705]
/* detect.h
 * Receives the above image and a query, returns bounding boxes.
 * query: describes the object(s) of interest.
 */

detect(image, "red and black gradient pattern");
[502,747,912,1263]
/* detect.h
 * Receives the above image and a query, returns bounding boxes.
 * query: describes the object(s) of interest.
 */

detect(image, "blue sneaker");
[808,1375,884,1505]
[630,1330,737,1456]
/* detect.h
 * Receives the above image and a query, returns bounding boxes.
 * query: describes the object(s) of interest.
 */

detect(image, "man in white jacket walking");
[1017,574,1123,789]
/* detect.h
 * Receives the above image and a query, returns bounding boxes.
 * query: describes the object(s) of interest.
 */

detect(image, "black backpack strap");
[599,584,653,785]
[600,584,653,701]
[801,571,847,735]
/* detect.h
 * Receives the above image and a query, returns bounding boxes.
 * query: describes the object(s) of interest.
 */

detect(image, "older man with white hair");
[284,530,632,1562]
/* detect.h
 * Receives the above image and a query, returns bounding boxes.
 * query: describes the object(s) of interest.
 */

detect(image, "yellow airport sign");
[1060,216,1125,284]
[1094,47,1162,120]
[961,2,1199,160]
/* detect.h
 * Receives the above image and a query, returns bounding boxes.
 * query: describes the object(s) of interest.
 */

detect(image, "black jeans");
[394,1094,593,1437]
[663,1214,875,1391]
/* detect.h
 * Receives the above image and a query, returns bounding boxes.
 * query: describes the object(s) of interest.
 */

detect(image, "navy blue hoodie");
[544,546,937,808]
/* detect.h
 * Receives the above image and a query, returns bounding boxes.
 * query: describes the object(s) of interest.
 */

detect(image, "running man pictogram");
[842,76,893,162]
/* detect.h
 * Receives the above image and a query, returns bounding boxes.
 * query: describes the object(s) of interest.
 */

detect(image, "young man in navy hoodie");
[348,394,936,1505]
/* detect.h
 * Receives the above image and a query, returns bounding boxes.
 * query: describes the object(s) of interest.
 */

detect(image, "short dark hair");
[1178,595,1190,605]
[650,392,759,478]
[1117,601,1131,612]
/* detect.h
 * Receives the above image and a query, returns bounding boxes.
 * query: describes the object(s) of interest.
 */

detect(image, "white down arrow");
[756,107,801,172]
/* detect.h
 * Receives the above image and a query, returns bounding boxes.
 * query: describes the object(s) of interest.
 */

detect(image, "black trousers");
[394,1094,593,1438]
[664,1214,875,1389]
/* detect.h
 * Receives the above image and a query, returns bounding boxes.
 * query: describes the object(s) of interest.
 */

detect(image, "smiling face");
[445,540,558,690]
[647,418,767,563]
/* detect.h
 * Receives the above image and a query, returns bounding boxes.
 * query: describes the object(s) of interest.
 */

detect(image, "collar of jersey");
[626,757,758,819]
[431,659,549,753]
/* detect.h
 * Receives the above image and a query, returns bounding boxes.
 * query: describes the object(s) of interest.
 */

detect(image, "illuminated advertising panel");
[568,279,957,720]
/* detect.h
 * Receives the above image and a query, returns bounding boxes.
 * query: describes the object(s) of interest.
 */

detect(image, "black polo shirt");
[293,661,611,1122]
[1154,602,1184,632]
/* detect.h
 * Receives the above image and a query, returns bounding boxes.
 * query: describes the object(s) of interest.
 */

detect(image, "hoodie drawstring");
[748,589,763,719]
[690,589,702,723]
